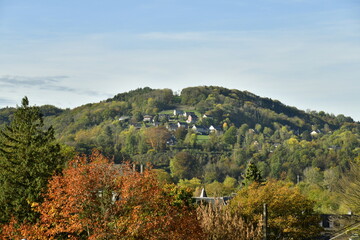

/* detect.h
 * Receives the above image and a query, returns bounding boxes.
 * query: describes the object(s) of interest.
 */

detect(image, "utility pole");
[263,203,268,240]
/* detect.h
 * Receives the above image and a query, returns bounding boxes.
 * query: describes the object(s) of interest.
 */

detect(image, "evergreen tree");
[0,97,65,223]
[242,161,263,186]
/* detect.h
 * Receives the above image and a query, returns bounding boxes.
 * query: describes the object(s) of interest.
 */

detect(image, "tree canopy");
[0,97,66,223]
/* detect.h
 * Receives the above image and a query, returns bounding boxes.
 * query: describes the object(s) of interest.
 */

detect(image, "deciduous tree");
[1,151,204,239]
[229,180,322,240]
[144,126,171,151]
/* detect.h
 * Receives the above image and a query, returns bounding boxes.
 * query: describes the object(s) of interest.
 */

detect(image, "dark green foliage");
[0,97,66,223]
[170,151,198,181]
[242,161,263,186]
[223,126,237,145]
[39,105,64,117]
[107,87,154,102]
[0,107,16,127]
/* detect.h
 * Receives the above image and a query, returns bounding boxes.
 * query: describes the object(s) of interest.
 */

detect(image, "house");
[177,122,188,129]
[143,115,153,122]
[173,109,184,116]
[166,135,177,145]
[183,111,195,117]
[192,125,209,135]
[152,122,161,127]
[202,114,213,118]
[118,116,130,121]
[311,130,320,137]
[319,214,360,239]
[186,113,199,123]
[209,125,222,134]
[193,188,233,205]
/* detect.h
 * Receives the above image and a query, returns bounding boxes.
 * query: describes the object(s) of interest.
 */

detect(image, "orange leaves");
[0,150,204,239]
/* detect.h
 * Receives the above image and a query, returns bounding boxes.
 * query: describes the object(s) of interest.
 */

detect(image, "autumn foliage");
[229,180,322,240]
[0,151,204,239]
[197,202,263,240]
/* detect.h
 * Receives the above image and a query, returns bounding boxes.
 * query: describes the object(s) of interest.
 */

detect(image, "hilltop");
[0,86,359,213]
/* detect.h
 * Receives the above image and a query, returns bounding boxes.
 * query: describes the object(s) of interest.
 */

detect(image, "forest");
[0,86,359,239]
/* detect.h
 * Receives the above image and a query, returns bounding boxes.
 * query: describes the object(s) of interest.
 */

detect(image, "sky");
[0,0,359,121]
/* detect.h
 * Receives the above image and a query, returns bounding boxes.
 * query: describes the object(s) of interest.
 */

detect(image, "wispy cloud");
[0,75,105,96]
[0,75,68,87]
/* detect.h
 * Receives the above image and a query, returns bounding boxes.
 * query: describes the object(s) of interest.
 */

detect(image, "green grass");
[197,135,209,143]
[158,110,174,115]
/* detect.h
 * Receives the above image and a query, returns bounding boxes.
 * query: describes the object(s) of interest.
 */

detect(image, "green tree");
[338,161,360,213]
[242,161,263,186]
[170,151,197,181]
[223,126,237,145]
[0,97,66,223]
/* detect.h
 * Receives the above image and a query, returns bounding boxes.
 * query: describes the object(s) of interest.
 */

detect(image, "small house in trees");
[177,122,188,129]
[173,109,184,116]
[202,114,213,118]
[183,111,195,117]
[166,135,177,145]
[143,115,153,122]
[209,125,222,134]
[192,125,208,135]
[311,130,321,137]
[193,188,232,205]
[186,113,198,123]
[152,122,161,127]
[119,116,130,121]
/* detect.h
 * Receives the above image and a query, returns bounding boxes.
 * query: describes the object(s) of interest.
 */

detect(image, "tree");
[229,180,322,240]
[242,161,263,186]
[197,201,262,240]
[0,97,66,223]
[223,126,237,145]
[178,177,202,196]
[144,126,171,151]
[170,151,197,181]
[338,161,360,213]
[0,151,205,239]
[223,176,238,195]
[174,126,187,141]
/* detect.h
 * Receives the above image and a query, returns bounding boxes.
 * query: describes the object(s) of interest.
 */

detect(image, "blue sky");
[0,0,359,120]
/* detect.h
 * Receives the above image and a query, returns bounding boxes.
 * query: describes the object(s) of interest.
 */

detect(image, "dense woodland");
[0,86,359,239]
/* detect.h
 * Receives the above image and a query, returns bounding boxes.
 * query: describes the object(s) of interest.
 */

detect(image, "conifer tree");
[242,161,263,186]
[0,97,65,223]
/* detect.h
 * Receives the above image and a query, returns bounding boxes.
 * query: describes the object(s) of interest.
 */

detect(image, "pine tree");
[242,161,263,186]
[0,97,65,223]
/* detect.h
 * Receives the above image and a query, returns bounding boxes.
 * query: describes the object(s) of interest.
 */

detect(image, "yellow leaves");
[30,202,39,208]
[229,180,322,239]
[286,137,299,146]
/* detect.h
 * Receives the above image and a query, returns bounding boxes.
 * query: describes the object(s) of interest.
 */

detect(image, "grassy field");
[197,135,209,143]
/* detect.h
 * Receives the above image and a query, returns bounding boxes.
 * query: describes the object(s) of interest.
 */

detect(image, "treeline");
[0,87,359,213]
[1,96,359,239]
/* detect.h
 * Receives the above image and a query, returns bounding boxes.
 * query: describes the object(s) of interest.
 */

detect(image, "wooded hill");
[0,86,359,213]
